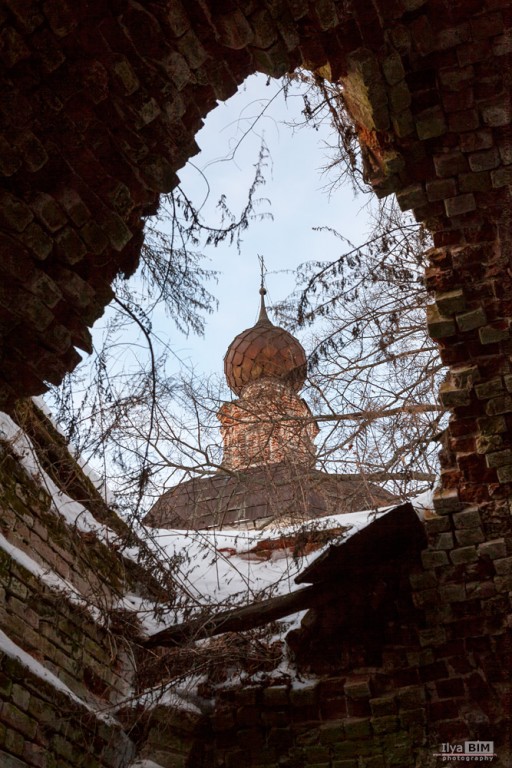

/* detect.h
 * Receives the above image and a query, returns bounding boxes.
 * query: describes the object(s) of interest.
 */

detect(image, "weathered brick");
[318,720,344,744]
[448,108,480,133]
[342,717,371,739]
[450,545,479,564]
[452,508,481,528]
[468,148,501,172]
[444,193,476,217]
[494,574,512,592]
[482,100,510,127]
[476,433,503,454]
[396,183,427,211]
[371,715,398,734]
[433,488,462,514]
[454,527,484,546]
[491,167,512,188]
[421,550,449,568]
[409,570,438,590]
[486,395,512,416]
[263,686,289,706]
[0,191,34,233]
[477,415,507,435]
[426,304,456,339]
[467,580,496,599]
[439,382,470,408]
[458,170,492,193]
[457,40,489,66]
[478,325,510,344]
[439,583,466,601]
[369,696,397,718]
[431,532,454,550]
[460,129,493,153]
[382,52,405,85]
[413,588,441,608]
[0,703,37,740]
[475,378,504,400]
[416,107,447,140]
[418,632,446,657]
[456,306,487,332]
[485,449,512,468]
[425,178,457,202]
[496,465,512,483]
[435,289,466,315]
[493,556,512,575]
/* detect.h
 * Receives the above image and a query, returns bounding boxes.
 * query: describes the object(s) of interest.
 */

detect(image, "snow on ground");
[134,505,398,636]
[136,491,433,636]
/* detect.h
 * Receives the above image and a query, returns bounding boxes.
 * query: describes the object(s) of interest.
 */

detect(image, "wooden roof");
[144,462,397,530]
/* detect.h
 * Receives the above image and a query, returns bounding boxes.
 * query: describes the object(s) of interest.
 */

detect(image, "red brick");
[436,719,470,742]
[444,193,476,216]
[468,147,501,171]
[457,40,492,66]
[470,11,504,38]
[460,129,494,152]
[448,108,481,132]
[434,151,468,177]
[429,700,460,721]
[436,677,466,698]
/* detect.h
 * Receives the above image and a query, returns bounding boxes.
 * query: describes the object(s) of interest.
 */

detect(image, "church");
[145,284,395,530]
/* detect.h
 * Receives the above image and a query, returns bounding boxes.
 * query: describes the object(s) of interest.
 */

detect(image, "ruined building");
[146,286,395,530]
[0,0,511,766]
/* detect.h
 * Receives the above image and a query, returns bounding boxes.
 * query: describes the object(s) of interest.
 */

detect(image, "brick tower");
[218,286,319,471]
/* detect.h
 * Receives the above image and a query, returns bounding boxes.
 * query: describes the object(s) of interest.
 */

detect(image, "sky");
[151,73,375,380]
[50,73,385,484]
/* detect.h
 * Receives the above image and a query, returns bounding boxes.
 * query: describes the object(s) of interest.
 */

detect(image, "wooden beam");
[143,583,326,648]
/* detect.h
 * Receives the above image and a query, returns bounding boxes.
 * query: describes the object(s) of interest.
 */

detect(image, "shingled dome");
[224,288,307,396]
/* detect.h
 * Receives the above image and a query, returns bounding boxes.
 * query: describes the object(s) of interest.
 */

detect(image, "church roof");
[143,463,397,530]
[223,288,307,396]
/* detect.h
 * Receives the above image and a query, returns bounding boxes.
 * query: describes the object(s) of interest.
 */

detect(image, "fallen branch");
[143,583,325,648]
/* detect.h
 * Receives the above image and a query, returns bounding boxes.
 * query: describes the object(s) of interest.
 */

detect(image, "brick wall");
[0,403,194,767]
[0,409,510,765]
[210,677,429,768]
[0,1,511,764]
[219,379,319,471]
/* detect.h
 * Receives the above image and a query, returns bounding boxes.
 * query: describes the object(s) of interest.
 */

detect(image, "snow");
[0,411,117,541]
[32,398,114,504]
[77,455,115,505]
[123,673,213,716]
[2,405,437,648]
[136,505,400,636]
[136,493,436,640]
[129,761,167,768]
[411,487,435,519]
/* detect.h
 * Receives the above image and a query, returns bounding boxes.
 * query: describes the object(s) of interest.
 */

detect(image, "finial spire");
[257,255,270,323]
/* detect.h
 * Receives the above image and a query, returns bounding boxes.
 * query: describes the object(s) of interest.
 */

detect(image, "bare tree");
[46,74,443,518]
[274,198,444,497]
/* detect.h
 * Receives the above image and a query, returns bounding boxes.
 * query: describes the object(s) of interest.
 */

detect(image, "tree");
[47,141,272,518]
[45,73,444,519]
[28,72,449,702]
[276,198,445,497]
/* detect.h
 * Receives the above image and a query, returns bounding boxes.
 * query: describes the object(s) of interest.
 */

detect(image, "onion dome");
[224,287,307,396]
